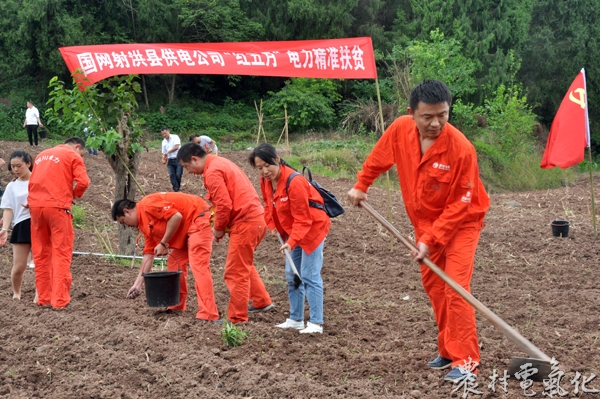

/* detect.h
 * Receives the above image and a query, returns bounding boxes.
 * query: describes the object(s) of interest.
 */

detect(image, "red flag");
[541,69,590,169]
[58,38,377,89]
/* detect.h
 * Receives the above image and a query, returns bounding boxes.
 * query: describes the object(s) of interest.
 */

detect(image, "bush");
[264,78,342,132]
[140,99,257,143]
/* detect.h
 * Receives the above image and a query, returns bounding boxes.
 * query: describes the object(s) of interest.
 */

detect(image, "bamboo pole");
[588,145,597,237]
[254,100,263,144]
[375,76,394,251]
[284,105,289,149]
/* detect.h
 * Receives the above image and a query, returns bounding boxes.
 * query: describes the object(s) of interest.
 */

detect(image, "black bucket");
[38,129,48,139]
[142,271,181,307]
[551,220,570,238]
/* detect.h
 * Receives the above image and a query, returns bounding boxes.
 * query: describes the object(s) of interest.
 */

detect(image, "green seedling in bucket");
[221,321,248,347]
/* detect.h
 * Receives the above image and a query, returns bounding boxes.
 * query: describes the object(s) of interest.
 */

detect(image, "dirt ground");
[0,140,599,398]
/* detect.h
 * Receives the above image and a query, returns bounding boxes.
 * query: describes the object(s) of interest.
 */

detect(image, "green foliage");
[405,0,534,102]
[140,99,257,141]
[283,137,398,188]
[177,0,263,42]
[0,103,26,140]
[265,78,342,132]
[221,321,248,347]
[481,84,538,154]
[45,75,144,156]
[478,149,575,192]
[389,29,477,100]
[71,205,86,228]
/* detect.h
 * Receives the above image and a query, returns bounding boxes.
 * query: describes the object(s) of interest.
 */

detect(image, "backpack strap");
[286,170,326,213]
[285,172,301,195]
[302,166,313,182]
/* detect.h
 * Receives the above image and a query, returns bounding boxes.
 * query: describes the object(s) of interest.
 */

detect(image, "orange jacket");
[203,155,263,231]
[28,144,90,209]
[137,192,211,254]
[261,165,331,254]
[355,116,490,248]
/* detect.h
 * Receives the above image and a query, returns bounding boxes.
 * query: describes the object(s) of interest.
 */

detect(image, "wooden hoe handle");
[359,200,551,362]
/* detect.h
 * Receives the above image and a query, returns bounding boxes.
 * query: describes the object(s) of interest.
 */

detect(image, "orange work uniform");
[355,115,490,368]
[260,164,331,253]
[28,144,90,308]
[203,155,272,324]
[137,192,219,320]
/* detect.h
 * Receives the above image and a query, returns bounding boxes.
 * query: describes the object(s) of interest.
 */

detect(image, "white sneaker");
[299,322,323,334]
[275,318,305,330]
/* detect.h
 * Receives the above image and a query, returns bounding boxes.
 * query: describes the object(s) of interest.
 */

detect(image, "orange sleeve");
[285,177,314,249]
[72,153,90,199]
[418,152,476,248]
[204,168,232,232]
[354,122,397,193]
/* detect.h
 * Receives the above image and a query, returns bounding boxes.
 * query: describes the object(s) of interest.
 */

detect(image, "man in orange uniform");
[177,143,274,324]
[112,192,220,322]
[348,80,490,383]
[28,137,90,309]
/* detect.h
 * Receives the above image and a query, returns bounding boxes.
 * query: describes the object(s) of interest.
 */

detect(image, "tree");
[518,0,600,151]
[240,0,357,41]
[396,0,534,103]
[387,29,477,108]
[45,75,145,254]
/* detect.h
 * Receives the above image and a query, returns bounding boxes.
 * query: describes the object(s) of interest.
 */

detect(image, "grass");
[221,322,248,347]
[71,205,86,228]
[281,135,399,189]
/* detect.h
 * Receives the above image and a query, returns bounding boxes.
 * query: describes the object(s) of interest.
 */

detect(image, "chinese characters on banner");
[451,358,599,398]
[58,38,377,89]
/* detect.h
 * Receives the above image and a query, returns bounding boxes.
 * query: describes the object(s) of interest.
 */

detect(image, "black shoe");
[248,303,274,313]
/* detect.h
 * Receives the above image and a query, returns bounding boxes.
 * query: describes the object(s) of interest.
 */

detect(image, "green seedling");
[221,321,248,347]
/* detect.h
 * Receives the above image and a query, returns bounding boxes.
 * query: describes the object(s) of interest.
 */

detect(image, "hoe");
[360,201,552,381]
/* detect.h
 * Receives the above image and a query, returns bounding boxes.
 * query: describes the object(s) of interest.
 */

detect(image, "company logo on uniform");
[35,154,60,165]
[280,197,289,202]
[432,162,450,171]
[163,206,171,210]
[461,191,472,203]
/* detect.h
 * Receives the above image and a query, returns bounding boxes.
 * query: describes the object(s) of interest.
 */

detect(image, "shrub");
[264,78,342,132]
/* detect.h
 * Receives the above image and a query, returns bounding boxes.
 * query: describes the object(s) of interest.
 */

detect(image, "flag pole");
[587,145,597,237]
[582,68,597,237]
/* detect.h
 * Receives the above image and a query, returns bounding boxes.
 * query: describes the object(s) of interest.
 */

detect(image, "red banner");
[540,69,589,169]
[59,38,377,87]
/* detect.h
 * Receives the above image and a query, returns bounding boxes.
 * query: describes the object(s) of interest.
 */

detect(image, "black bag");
[286,166,345,218]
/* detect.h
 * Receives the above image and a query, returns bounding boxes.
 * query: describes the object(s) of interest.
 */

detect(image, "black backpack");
[285,166,345,218]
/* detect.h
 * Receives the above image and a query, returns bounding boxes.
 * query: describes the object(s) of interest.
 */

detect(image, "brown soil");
[0,141,599,398]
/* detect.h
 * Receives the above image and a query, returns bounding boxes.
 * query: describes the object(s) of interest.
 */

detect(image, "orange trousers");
[419,226,481,368]
[224,216,272,323]
[30,207,74,308]
[166,213,219,320]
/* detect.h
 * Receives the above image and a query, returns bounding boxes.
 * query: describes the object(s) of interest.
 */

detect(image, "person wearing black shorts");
[0,150,34,300]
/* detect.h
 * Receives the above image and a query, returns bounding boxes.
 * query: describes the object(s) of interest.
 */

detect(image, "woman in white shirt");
[0,150,33,299]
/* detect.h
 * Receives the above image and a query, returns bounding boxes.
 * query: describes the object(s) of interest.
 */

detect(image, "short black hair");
[177,142,207,163]
[189,135,199,142]
[409,80,452,111]
[111,199,137,221]
[161,126,169,132]
[64,137,86,147]
[27,100,34,105]
[248,143,278,168]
